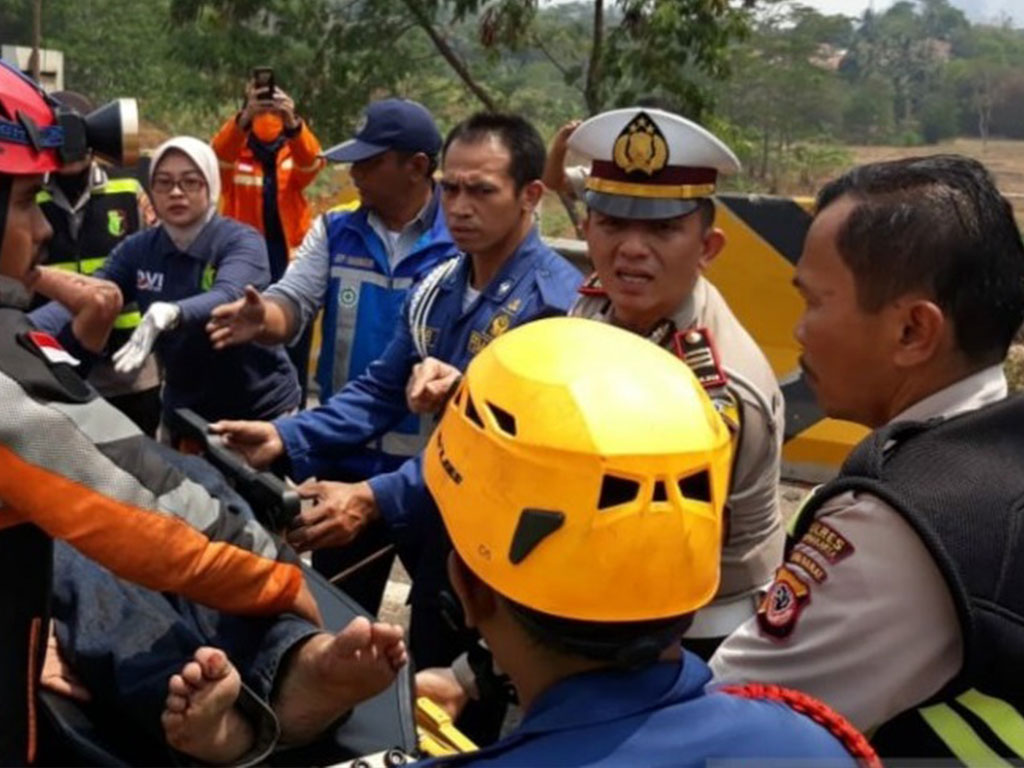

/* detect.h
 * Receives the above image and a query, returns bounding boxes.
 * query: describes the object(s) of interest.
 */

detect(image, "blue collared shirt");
[421,654,857,767]
[273,227,583,528]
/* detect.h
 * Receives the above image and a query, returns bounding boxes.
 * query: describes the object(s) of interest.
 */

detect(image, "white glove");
[112,302,181,374]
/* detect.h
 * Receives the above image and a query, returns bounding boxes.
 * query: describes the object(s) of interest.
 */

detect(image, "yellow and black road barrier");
[710,194,867,482]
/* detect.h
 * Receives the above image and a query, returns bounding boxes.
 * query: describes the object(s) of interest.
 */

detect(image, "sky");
[795,0,1021,26]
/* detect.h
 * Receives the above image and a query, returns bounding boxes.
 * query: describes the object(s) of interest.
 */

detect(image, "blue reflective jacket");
[316,199,457,478]
[274,228,583,526]
[421,654,858,767]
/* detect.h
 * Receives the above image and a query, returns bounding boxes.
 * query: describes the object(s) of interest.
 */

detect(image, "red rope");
[720,683,882,768]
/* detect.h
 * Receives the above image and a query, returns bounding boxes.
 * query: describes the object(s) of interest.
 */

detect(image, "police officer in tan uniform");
[407,110,786,721]
[408,109,785,658]
[566,108,785,653]
[711,155,1024,762]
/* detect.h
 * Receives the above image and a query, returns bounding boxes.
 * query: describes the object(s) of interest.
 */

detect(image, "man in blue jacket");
[208,98,457,480]
[208,99,458,611]
[213,113,583,662]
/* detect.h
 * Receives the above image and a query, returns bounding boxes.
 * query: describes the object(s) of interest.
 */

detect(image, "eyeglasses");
[152,174,206,194]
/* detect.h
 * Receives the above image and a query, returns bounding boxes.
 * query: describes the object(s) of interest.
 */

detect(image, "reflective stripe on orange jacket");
[212,115,324,252]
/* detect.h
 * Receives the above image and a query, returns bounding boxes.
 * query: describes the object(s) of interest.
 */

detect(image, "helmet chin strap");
[0,174,34,309]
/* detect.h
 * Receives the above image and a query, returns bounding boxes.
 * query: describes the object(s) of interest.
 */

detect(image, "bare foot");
[161,647,255,765]
[273,616,407,745]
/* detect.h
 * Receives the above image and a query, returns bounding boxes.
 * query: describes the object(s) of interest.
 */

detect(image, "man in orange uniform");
[212,78,323,279]
[212,77,324,393]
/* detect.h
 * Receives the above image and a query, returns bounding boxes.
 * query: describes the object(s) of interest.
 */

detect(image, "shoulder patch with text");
[803,520,856,564]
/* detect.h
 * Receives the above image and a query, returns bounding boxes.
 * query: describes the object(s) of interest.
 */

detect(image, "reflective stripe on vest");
[37,178,141,205]
[231,173,264,187]
[919,689,1024,765]
[99,178,142,195]
[49,257,107,276]
[113,310,143,330]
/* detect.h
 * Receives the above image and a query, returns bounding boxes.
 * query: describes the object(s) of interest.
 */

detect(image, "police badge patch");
[757,566,811,640]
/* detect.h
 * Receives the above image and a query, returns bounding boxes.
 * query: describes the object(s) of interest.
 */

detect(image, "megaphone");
[55,98,139,167]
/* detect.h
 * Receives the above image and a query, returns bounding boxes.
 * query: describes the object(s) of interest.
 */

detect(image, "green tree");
[401,0,763,120]
[720,5,846,189]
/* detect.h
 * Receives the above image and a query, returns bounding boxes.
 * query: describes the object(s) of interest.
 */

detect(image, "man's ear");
[893,298,946,368]
[407,152,430,181]
[447,550,497,630]
[520,179,545,213]
[698,227,726,270]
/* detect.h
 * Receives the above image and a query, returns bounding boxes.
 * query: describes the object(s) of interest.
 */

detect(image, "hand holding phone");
[252,66,275,100]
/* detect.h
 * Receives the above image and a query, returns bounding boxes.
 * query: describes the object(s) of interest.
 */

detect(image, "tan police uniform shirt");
[572,275,786,602]
[710,364,1008,732]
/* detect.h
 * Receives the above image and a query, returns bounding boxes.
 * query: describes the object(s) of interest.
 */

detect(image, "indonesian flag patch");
[25,331,80,367]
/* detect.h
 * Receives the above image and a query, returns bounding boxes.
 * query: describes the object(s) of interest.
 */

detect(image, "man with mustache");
[711,154,1024,762]
[410,108,785,667]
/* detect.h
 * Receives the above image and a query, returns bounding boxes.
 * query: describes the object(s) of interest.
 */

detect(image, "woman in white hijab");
[42,136,301,441]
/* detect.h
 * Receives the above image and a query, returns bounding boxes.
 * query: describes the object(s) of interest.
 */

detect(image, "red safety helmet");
[0,60,62,176]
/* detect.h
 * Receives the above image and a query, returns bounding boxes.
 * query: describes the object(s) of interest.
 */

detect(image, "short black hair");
[696,198,715,229]
[504,597,691,669]
[395,149,438,179]
[442,112,546,192]
[816,154,1024,365]
[451,553,690,668]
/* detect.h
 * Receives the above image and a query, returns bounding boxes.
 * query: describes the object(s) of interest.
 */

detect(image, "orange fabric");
[212,115,324,251]
[0,444,303,617]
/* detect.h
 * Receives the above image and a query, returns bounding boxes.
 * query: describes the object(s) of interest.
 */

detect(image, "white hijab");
[150,136,221,250]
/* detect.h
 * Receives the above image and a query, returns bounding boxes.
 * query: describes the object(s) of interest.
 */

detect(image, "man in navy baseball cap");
[207,96,456,617]
[323,98,442,163]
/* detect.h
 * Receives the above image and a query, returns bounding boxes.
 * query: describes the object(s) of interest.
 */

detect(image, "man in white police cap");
[409,109,786,719]
[568,108,785,656]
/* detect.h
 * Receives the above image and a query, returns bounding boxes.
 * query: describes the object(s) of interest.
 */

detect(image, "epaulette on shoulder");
[672,327,727,391]
[719,683,881,767]
[578,272,606,296]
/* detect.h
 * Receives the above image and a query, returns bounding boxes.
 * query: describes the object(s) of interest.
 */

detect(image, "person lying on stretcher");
[41,442,407,766]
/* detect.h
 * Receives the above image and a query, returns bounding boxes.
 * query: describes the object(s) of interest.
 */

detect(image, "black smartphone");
[251,66,275,99]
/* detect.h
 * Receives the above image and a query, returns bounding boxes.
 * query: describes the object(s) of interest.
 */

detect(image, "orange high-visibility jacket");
[212,115,324,252]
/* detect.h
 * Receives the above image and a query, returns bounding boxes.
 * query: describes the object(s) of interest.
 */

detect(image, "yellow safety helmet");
[423,317,733,623]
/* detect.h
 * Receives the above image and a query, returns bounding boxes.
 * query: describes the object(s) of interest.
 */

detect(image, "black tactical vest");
[35,178,144,346]
[793,395,1024,763]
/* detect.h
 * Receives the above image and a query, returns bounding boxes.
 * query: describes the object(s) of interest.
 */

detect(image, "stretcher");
[38,409,473,766]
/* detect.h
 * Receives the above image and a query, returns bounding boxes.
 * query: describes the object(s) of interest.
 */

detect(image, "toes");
[161,710,185,737]
[181,660,205,688]
[371,621,405,645]
[169,674,190,697]
[194,647,230,681]
[332,617,373,656]
[165,691,189,714]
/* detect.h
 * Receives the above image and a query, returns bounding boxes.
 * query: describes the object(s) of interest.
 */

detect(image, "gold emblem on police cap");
[613,112,669,176]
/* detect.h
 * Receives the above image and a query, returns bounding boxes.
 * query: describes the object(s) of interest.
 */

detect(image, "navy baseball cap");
[323,98,442,163]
